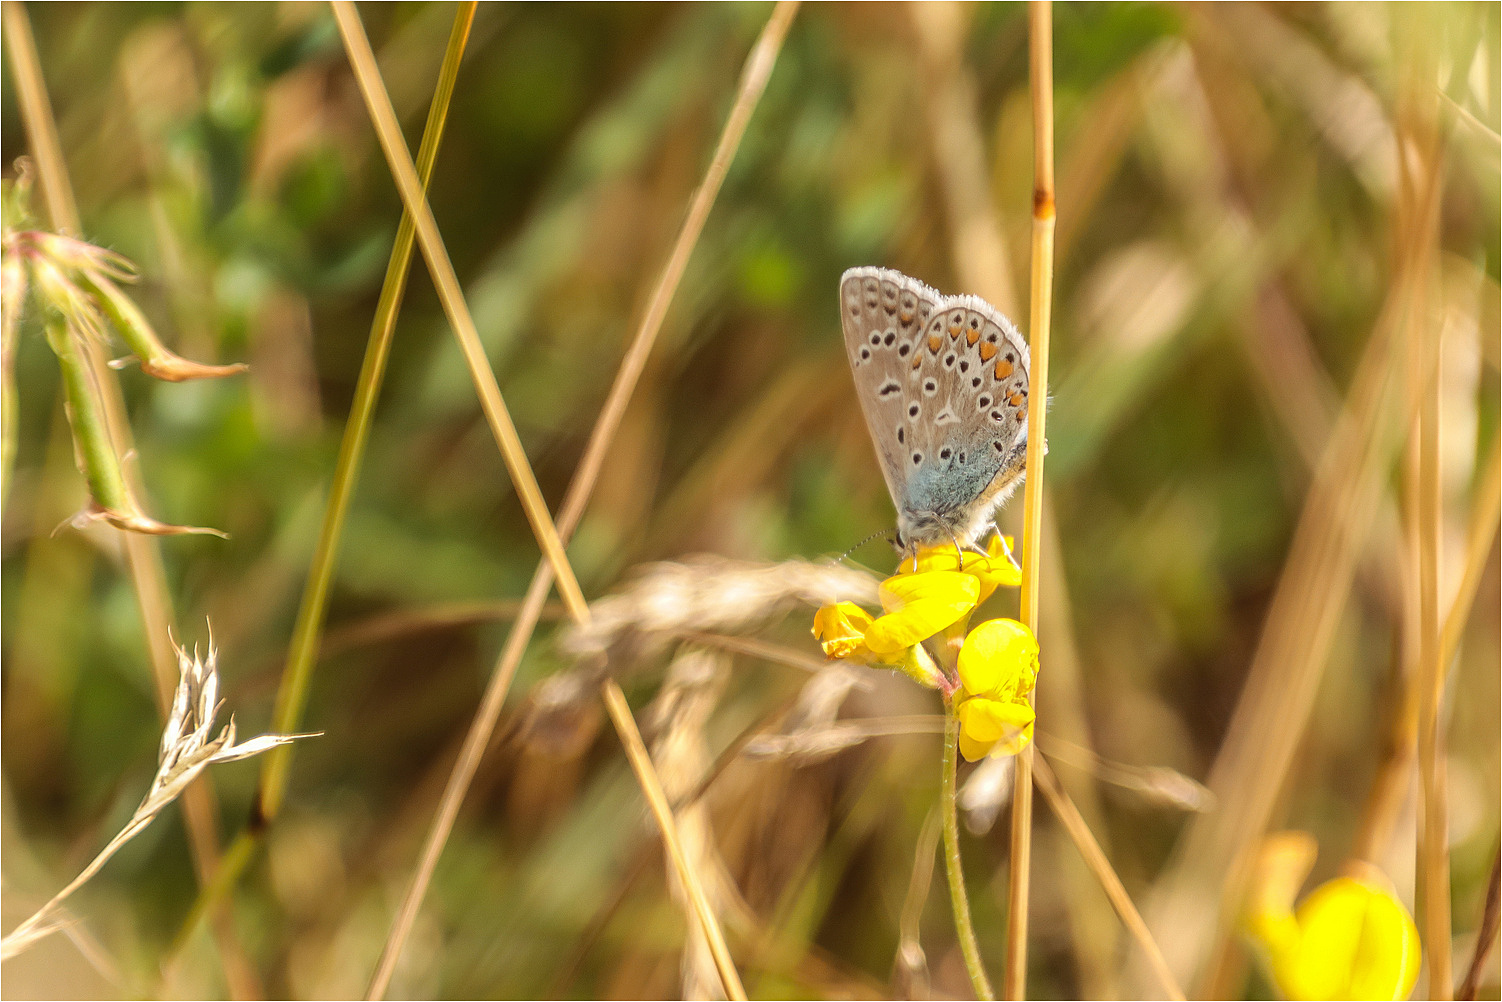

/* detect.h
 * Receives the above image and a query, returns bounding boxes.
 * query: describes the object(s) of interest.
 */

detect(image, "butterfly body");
[839,267,1031,552]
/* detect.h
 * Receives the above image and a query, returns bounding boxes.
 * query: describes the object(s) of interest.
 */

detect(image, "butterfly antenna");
[831,527,896,568]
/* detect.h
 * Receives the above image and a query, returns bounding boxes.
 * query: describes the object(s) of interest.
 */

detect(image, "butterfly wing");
[841,267,1030,547]
[840,266,942,511]
[903,294,1031,529]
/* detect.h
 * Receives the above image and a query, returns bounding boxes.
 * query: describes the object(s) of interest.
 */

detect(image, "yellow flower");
[869,571,979,653]
[811,599,945,688]
[905,535,1022,605]
[953,618,1038,760]
[810,540,1025,697]
[812,602,877,661]
[1246,833,1420,1002]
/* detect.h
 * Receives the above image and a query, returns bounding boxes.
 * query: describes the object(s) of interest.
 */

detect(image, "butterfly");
[840,266,1031,554]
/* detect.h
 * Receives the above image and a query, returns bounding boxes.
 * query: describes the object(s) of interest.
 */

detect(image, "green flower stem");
[943,705,996,1001]
[258,0,475,823]
[44,316,132,513]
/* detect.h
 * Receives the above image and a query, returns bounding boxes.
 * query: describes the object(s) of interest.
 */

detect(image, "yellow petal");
[957,697,1035,759]
[812,602,876,660]
[1274,871,1421,1002]
[907,538,1022,604]
[958,727,994,762]
[867,572,979,653]
[957,618,1039,698]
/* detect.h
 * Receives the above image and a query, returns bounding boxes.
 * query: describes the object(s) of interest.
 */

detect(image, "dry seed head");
[562,556,879,671]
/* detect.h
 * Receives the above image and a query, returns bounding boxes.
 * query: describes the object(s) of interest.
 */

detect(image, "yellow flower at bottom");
[1246,839,1420,1002]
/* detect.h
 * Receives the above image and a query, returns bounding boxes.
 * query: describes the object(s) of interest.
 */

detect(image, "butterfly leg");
[945,527,967,570]
[987,523,1022,573]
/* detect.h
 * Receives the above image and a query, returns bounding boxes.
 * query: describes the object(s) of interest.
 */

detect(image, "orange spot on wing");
[928,336,943,354]
[966,329,980,346]
[978,342,998,362]
[912,356,923,370]
[994,359,1013,379]
[900,311,912,323]
[1008,393,1024,406]
[948,324,961,339]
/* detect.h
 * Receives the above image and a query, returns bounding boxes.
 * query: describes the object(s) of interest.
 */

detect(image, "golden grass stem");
[1457,845,1500,1002]
[944,713,997,1000]
[1033,757,1187,1001]
[2,4,253,993]
[1415,241,1452,1002]
[1439,433,1500,695]
[362,5,798,996]
[331,0,587,623]
[1007,4,1054,998]
[1357,437,1497,858]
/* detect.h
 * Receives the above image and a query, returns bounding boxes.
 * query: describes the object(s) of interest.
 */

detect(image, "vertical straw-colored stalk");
[1006,3,1054,998]
[1414,223,1452,1002]
[363,5,797,997]
[2,4,255,994]
[1399,18,1452,992]
[944,712,995,1000]
[1356,435,1501,864]
[331,3,783,997]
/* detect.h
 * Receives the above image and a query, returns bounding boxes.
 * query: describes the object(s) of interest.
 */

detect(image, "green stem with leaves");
[43,316,130,513]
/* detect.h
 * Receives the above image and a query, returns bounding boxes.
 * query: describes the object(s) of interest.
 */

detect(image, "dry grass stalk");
[741,665,870,762]
[1007,3,1057,996]
[1,639,315,961]
[894,806,943,999]
[647,649,746,1000]
[359,6,801,995]
[564,557,877,672]
[1033,757,1187,1001]
[1409,126,1454,1002]
[1356,430,1496,857]
[1457,846,1500,1001]
[1038,737,1215,814]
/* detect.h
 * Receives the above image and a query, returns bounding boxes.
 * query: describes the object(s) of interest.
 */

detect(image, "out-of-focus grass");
[2,3,1497,999]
